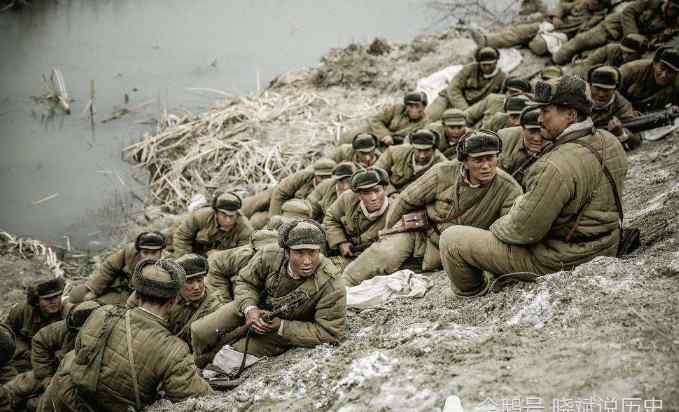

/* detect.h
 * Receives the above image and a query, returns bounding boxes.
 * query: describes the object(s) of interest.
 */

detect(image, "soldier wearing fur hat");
[498,108,547,186]
[307,162,360,222]
[620,47,679,112]
[324,168,393,268]
[376,129,447,192]
[338,91,430,146]
[463,77,532,128]
[39,258,211,412]
[68,231,166,306]
[4,276,66,373]
[167,254,220,347]
[441,75,628,297]
[587,65,641,150]
[174,191,253,257]
[482,94,532,132]
[429,109,474,160]
[206,230,279,303]
[427,47,507,119]
[269,158,336,217]
[341,130,522,287]
[190,219,346,362]
[574,33,648,77]
[330,133,381,169]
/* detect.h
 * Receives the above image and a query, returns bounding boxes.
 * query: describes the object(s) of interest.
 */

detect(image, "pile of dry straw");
[125,90,391,212]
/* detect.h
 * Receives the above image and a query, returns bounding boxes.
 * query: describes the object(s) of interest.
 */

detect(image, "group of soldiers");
[2,0,676,410]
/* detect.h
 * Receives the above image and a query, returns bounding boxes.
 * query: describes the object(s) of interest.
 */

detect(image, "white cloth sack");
[187,193,208,212]
[346,269,433,309]
[212,344,260,372]
[416,48,523,104]
[538,22,568,55]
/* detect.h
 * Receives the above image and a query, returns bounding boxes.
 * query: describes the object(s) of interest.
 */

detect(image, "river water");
[0,0,437,248]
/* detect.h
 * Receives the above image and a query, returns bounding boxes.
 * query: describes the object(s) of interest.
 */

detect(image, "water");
[0,0,436,248]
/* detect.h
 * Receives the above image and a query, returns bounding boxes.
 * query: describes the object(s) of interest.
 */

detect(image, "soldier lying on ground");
[266,198,313,231]
[553,0,679,65]
[376,128,446,192]
[440,75,628,297]
[174,191,253,257]
[482,94,532,132]
[269,158,336,217]
[338,91,430,146]
[498,108,547,187]
[39,258,212,412]
[331,133,381,169]
[427,47,507,119]
[4,277,66,374]
[429,109,474,160]
[307,162,359,222]
[68,231,165,305]
[463,77,532,128]
[324,167,393,269]
[587,65,642,150]
[620,46,679,112]
[191,219,346,365]
[168,254,220,348]
[341,131,522,287]
[471,0,611,61]
[207,230,279,304]
[573,33,647,78]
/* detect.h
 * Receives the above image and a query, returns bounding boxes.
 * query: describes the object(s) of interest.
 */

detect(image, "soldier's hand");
[252,310,275,334]
[549,16,561,28]
[268,317,282,331]
[382,135,394,146]
[339,242,354,258]
[245,308,265,327]
[671,105,679,114]
[607,117,623,137]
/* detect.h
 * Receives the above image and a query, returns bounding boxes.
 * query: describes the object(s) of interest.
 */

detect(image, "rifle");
[594,109,679,134]
[195,293,308,369]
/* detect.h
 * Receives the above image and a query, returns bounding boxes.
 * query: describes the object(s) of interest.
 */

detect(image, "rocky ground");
[1,12,678,412]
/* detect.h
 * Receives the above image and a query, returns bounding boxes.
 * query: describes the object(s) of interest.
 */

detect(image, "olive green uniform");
[330,144,380,167]
[339,104,429,145]
[441,125,628,294]
[206,244,257,303]
[428,126,473,160]
[174,207,253,256]
[39,306,212,412]
[427,64,507,119]
[555,0,679,64]
[573,43,628,78]
[342,161,522,286]
[241,189,273,230]
[463,93,507,127]
[324,191,391,262]
[620,58,679,112]
[168,291,220,348]
[84,243,143,305]
[498,126,538,187]
[307,178,340,222]
[269,168,316,216]
[4,304,64,373]
[31,320,75,383]
[374,145,447,192]
[482,112,510,132]
[591,91,641,149]
[193,245,346,359]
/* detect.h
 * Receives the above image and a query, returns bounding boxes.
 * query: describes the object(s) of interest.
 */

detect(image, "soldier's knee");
[439,225,475,257]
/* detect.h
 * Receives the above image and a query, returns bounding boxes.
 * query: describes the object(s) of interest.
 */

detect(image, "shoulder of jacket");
[494,168,523,190]
[318,256,342,280]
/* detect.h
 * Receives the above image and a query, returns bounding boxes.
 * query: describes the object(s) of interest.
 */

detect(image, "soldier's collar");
[591,93,615,110]
[136,306,168,324]
[360,196,390,221]
[460,166,483,188]
[555,118,594,142]
[412,151,435,173]
[482,66,499,79]
[287,263,317,280]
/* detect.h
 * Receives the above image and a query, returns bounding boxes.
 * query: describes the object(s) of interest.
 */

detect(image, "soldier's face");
[653,62,677,86]
[406,102,425,120]
[289,249,321,277]
[522,127,547,154]
[358,186,386,213]
[538,105,576,140]
[590,85,616,107]
[464,154,498,186]
[139,249,162,260]
[480,62,497,75]
[336,177,351,196]
[216,211,237,231]
[414,148,435,165]
[356,151,376,167]
[180,277,205,303]
[507,113,521,127]
[38,295,62,315]
[444,125,467,140]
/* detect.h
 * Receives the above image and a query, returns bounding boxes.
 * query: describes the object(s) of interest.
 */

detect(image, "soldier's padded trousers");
[425,96,451,123]
[439,225,552,295]
[241,190,271,218]
[342,231,441,287]
[190,301,290,360]
[484,22,541,49]
[552,24,617,65]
